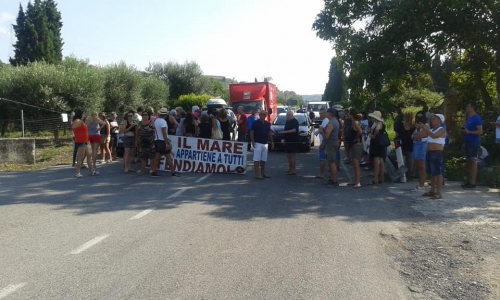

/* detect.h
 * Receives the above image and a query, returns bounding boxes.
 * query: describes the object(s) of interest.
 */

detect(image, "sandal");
[89,171,99,176]
[422,192,436,197]
[171,172,181,177]
[353,183,361,189]
[286,172,296,176]
[431,193,442,200]
[75,173,83,178]
[368,180,378,185]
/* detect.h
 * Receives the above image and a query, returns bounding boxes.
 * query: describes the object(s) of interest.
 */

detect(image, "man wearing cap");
[250,111,274,179]
[417,113,446,199]
[319,108,340,187]
[150,107,180,178]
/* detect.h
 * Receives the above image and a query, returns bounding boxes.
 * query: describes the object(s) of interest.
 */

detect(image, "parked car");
[270,113,314,152]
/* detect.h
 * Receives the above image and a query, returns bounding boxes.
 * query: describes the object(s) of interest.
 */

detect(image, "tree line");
[314,0,499,117]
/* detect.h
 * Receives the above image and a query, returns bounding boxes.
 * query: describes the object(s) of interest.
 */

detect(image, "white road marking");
[0,283,27,299]
[128,208,155,221]
[195,174,211,183]
[68,235,110,255]
[167,189,186,199]
[339,154,354,184]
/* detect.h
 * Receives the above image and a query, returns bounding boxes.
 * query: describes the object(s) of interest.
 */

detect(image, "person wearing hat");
[367,111,387,185]
[319,107,341,187]
[192,106,201,120]
[416,113,446,199]
[150,107,180,178]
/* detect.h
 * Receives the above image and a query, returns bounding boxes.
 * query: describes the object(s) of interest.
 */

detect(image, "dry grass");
[0,139,73,172]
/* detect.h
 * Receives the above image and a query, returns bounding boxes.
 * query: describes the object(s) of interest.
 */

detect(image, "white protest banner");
[157,137,247,174]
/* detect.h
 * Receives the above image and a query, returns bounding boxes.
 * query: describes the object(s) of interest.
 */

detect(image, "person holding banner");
[150,107,180,178]
[251,111,274,179]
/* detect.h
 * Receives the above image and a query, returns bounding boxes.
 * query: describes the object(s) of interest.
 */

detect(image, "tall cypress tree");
[43,0,63,63]
[323,57,344,105]
[9,0,63,66]
[10,4,29,66]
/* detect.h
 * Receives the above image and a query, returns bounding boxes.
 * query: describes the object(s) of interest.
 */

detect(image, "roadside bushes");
[171,94,212,111]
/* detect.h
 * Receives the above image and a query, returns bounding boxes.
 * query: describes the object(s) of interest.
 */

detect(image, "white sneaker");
[413,186,425,191]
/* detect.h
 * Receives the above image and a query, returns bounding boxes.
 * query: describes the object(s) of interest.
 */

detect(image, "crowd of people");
[70,105,258,178]
[69,102,488,199]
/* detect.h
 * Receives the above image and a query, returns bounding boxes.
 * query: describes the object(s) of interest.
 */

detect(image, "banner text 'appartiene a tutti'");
[158,137,247,174]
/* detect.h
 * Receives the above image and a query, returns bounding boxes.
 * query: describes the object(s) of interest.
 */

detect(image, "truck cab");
[307,101,330,127]
[229,82,278,123]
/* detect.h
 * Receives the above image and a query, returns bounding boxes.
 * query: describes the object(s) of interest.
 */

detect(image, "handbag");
[212,120,223,140]
[377,131,391,148]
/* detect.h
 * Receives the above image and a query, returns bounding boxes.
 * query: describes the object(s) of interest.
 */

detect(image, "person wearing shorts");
[412,111,428,190]
[150,107,180,178]
[315,109,329,178]
[419,114,446,199]
[319,108,340,187]
[348,108,363,188]
[250,111,274,179]
[462,103,483,189]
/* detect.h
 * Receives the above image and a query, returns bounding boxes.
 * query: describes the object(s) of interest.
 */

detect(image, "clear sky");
[0,0,334,95]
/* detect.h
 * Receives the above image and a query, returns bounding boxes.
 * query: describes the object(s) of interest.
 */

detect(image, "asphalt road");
[0,140,412,299]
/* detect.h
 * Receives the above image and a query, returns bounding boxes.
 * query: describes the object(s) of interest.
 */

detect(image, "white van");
[307,101,330,127]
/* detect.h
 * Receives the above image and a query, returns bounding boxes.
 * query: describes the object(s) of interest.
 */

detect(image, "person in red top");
[72,109,98,178]
[237,106,248,143]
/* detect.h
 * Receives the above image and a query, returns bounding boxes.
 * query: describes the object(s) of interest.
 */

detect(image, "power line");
[0,97,64,114]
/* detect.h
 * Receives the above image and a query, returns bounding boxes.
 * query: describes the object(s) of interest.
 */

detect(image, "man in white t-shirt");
[150,107,179,178]
[314,108,330,178]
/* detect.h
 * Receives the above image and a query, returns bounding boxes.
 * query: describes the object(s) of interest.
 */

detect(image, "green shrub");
[171,94,212,111]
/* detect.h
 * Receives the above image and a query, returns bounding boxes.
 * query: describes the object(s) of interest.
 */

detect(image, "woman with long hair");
[183,111,199,137]
[85,111,107,169]
[348,108,363,188]
[198,113,212,139]
[367,111,386,185]
[412,111,429,190]
[72,109,98,178]
[397,111,416,179]
[120,110,137,173]
[136,111,155,174]
[217,109,231,141]
[99,113,112,163]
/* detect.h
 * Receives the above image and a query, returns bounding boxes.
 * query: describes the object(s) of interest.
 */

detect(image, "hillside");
[301,94,323,102]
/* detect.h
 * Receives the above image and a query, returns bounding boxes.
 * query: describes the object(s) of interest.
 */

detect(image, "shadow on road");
[1,149,496,224]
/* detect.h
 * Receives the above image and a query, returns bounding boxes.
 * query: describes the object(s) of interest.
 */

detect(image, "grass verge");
[0,141,73,172]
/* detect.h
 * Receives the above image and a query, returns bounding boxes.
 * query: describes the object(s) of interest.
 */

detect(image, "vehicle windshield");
[308,103,328,111]
[273,114,308,126]
[231,101,264,114]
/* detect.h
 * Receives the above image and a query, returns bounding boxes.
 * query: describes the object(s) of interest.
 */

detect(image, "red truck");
[229,82,278,122]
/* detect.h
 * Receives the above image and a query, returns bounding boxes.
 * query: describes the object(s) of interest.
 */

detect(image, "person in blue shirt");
[246,110,259,151]
[297,105,306,113]
[250,111,274,179]
[462,103,483,189]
